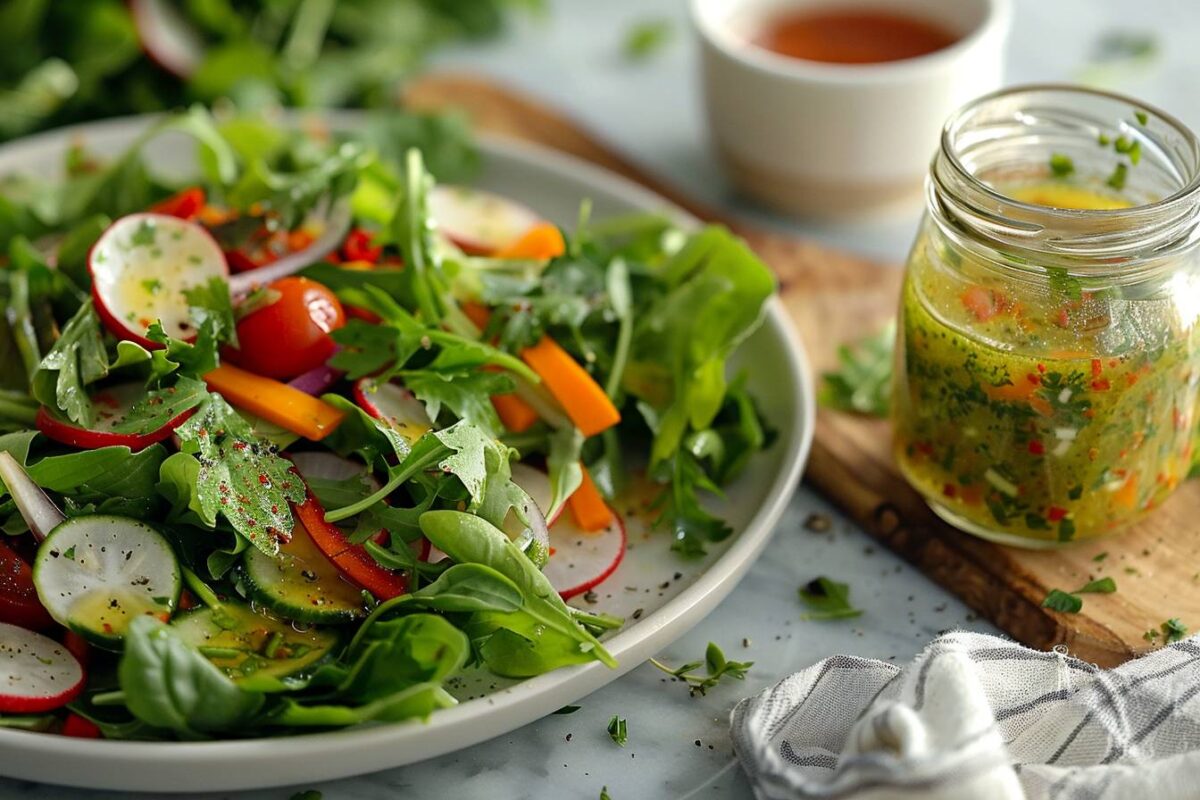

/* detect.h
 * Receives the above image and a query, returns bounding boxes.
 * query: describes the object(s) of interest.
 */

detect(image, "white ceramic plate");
[0,115,814,792]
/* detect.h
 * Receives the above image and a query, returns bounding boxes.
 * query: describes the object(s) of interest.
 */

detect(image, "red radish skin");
[36,404,196,452]
[62,713,102,738]
[429,186,541,256]
[0,622,85,713]
[89,213,229,348]
[541,512,627,600]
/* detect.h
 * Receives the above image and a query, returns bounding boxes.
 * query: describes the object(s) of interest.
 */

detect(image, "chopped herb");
[623,19,673,61]
[1162,618,1188,643]
[140,278,162,294]
[799,577,862,620]
[600,788,613,800]
[1135,110,1149,126]
[130,220,157,247]
[1107,163,1129,190]
[819,322,895,417]
[1092,552,1108,562]
[606,715,628,746]
[1098,133,1112,146]
[62,545,76,560]
[1042,589,1083,613]
[1049,153,1075,178]
[554,705,582,715]
[649,642,752,696]
[1074,577,1116,594]
[1143,627,1160,643]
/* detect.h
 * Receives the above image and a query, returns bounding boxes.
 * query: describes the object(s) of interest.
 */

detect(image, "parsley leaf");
[175,393,306,555]
[649,642,752,697]
[31,301,108,426]
[111,375,209,436]
[819,322,895,417]
[623,19,673,61]
[1075,577,1117,594]
[1042,589,1083,613]
[1049,153,1075,177]
[606,715,628,746]
[1162,617,1188,643]
[799,577,863,620]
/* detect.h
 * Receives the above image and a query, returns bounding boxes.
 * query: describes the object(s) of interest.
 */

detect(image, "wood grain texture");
[404,73,1200,665]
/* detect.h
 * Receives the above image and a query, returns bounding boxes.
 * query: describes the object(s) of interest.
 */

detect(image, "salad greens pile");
[0,0,541,141]
[0,105,776,739]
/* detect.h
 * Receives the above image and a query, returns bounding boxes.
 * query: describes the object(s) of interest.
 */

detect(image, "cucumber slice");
[170,603,340,684]
[242,518,368,624]
[33,515,181,648]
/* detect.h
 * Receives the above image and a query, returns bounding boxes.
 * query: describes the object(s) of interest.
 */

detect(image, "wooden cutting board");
[404,74,1200,666]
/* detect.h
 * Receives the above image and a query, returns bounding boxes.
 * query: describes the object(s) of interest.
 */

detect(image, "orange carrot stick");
[568,466,613,532]
[460,300,542,432]
[521,336,620,438]
[461,300,492,330]
[495,222,566,260]
[204,364,345,441]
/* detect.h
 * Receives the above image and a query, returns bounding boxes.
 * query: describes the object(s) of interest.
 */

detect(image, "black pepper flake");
[583,590,599,605]
[804,513,832,532]
[632,608,643,620]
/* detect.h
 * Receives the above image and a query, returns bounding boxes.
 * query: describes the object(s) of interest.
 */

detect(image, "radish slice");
[542,512,627,600]
[227,203,352,296]
[0,622,85,713]
[510,463,561,525]
[90,213,229,347]
[32,516,181,647]
[430,186,540,256]
[354,379,433,444]
[129,0,205,78]
[35,382,196,451]
[0,452,65,542]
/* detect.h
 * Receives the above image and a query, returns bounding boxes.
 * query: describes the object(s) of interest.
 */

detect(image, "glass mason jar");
[893,85,1200,548]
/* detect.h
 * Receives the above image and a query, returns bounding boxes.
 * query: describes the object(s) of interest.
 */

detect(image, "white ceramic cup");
[692,0,1012,218]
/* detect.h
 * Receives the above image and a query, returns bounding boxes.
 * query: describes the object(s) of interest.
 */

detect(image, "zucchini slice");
[242,518,368,624]
[33,515,181,648]
[170,602,340,683]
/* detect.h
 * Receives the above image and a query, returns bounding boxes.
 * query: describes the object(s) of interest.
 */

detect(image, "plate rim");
[0,114,816,791]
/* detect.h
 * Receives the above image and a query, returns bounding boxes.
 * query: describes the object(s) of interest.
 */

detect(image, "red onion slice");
[0,452,65,541]
[228,202,352,296]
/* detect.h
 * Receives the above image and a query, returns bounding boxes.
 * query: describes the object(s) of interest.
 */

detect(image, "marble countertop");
[4,1,1196,798]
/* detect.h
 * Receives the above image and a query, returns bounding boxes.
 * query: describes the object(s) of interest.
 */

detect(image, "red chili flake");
[1091,359,1103,377]
[233,441,248,451]
[1026,373,1041,385]
[942,483,957,498]
[1046,506,1068,522]
[258,474,270,485]
[1091,378,1111,391]
[1028,440,1045,455]
[1055,308,1070,327]
[914,442,934,456]
[271,505,279,514]
[1126,373,1139,387]
[1088,447,1099,461]
[1037,363,1047,373]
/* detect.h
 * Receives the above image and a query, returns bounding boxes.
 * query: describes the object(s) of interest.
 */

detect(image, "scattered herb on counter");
[554,705,582,715]
[623,19,673,61]
[1042,589,1083,614]
[1092,552,1109,563]
[649,642,752,697]
[799,577,862,621]
[819,322,895,417]
[600,787,613,800]
[607,715,628,746]
[1075,577,1117,594]
[1049,154,1075,178]
[1162,618,1188,643]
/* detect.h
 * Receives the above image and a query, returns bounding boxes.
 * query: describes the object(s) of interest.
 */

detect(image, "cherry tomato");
[0,538,54,631]
[149,187,206,220]
[342,228,382,263]
[229,277,345,380]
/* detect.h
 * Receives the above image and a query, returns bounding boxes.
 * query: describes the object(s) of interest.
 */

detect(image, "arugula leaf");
[392,148,444,324]
[419,510,616,676]
[819,322,895,417]
[227,141,364,230]
[650,450,731,558]
[403,369,512,435]
[318,393,412,469]
[175,393,305,555]
[799,577,863,620]
[31,300,108,426]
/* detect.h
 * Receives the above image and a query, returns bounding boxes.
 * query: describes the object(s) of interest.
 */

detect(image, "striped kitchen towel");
[730,631,1200,800]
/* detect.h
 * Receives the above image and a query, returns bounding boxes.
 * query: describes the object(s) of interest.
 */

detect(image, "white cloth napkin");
[730,631,1200,800]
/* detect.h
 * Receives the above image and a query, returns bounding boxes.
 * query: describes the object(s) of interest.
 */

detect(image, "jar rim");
[941,83,1200,220]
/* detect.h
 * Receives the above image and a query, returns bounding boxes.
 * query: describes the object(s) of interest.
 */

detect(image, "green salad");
[0,107,775,739]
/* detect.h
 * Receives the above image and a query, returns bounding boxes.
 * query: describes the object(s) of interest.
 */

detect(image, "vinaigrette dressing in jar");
[893,86,1200,547]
